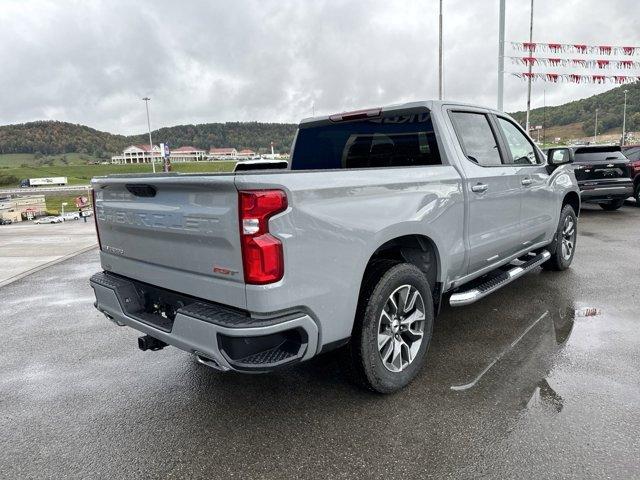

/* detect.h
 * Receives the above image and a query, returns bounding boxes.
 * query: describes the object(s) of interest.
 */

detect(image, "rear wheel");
[349,261,434,393]
[599,200,624,211]
[542,204,577,271]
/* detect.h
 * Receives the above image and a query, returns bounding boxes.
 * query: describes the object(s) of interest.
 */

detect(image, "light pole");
[438,0,443,100]
[142,97,156,173]
[594,108,599,144]
[497,0,505,110]
[61,202,68,216]
[622,89,628,146]
[524,0,534,133]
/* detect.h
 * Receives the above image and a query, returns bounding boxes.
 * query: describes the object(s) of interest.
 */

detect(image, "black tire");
[349,261,434,394]
[634,184,640,207]
[542,204,577,271]
[599,200,624,211]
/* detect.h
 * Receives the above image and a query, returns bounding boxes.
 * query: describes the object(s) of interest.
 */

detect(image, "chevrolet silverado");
[90,101,580,393]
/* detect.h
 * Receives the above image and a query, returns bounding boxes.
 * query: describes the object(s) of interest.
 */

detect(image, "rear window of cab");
[291,111,441,170]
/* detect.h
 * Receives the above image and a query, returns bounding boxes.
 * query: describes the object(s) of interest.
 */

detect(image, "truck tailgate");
[92,174,246,308]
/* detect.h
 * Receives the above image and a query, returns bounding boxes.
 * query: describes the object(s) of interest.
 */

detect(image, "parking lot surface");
[1,204,639,479]
[0,220,97,286]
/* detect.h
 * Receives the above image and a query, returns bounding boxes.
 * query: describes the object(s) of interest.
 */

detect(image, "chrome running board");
[449,250,551,307]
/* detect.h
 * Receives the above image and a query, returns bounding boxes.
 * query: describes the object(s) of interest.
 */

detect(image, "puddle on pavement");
[447,303,607,415]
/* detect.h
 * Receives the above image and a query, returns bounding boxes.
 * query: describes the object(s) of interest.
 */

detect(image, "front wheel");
[599,200,625,211]
[634,184,640,207]
[542,204,577,271]
[349,261,434,393]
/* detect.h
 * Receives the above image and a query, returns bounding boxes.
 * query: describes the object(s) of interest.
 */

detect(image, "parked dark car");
[622,145,640,205]
[571,145,633,210]
[0,218,13,225]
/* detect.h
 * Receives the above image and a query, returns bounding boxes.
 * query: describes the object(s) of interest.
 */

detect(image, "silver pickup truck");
[90,101,580,393]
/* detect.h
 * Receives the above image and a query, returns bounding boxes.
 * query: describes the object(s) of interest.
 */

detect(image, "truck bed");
[92,166,465,345]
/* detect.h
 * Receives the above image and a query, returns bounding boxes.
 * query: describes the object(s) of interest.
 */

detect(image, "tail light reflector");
[239,190,287,284]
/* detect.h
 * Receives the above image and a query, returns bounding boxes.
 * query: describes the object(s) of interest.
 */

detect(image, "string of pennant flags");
[511,72,640,84]
[510,42,639,56]
[509,56,640,69]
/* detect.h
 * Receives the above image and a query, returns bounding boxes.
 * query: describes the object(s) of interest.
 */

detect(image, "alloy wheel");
[377,284,426,372]
[561,215,576,260]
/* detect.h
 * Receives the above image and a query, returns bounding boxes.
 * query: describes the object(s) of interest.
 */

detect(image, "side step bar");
[449,250,551,307]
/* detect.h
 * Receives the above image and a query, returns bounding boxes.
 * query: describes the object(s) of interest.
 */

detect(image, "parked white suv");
[34,216,63,224]
[62,212,81,221]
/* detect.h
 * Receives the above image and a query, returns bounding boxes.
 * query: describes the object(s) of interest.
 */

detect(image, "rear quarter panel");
[235,166,464,346]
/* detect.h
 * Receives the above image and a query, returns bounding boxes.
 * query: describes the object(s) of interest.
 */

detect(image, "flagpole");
[524,0,534,133]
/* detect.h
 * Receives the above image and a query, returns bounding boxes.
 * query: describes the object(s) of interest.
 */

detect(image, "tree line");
[510,81,640,135]
[0,120,298,157]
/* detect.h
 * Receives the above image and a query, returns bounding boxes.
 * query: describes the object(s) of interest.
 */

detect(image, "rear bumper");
[578,180,633,203]
[89,271,319,372]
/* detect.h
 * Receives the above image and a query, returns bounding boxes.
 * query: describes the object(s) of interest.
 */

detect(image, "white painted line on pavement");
[0,244,98,288]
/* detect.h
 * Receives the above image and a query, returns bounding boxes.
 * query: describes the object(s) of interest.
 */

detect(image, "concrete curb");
[0,244,98,288]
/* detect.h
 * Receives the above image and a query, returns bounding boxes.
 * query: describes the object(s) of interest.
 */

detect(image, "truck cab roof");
[299,100,504,127]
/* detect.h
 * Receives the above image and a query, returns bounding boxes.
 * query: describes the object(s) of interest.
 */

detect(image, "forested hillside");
[511,81,640,134]
[0,121,297,157]
[0,121,128,157]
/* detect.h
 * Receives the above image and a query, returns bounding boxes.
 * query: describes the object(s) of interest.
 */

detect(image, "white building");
[237,149,257,158]
[111,145,162,164]
[170,146,207,162]
[208,147,238,160]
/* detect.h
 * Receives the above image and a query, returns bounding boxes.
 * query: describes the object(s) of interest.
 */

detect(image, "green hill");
[510,81,640,136]
[0,121,297,158]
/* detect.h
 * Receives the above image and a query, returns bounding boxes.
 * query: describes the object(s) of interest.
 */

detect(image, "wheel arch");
[360,234,443,315]
[562,190,581,216]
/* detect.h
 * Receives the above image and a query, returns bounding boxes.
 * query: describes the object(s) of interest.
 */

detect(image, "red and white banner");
[509,57,640,69]
[511,73,640,84]
[510,42,639,56]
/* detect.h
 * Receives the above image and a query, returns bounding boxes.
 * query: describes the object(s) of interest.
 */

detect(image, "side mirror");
[547,148,574,166]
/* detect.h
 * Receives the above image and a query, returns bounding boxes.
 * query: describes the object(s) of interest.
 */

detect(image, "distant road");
[0,185,91,195]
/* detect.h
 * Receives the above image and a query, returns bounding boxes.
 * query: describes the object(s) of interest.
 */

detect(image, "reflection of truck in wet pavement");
[19,176,68,187]
[89,101,581,393]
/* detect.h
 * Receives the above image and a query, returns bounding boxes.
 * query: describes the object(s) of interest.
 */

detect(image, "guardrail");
[0,185,91,195]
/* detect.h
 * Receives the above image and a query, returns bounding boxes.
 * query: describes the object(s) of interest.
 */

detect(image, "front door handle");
[521,178,533,186]
[471,183,488,193]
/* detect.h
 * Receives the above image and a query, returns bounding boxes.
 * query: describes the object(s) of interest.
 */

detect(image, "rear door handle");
[521,178,533,186]
[471,183,488,193]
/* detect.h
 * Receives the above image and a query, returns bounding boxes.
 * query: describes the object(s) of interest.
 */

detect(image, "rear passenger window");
[290,111,441,170]
[497,117,541,165]
[450,112,503,167]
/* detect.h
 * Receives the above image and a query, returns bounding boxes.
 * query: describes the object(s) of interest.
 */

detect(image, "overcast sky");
[1,0,638,134]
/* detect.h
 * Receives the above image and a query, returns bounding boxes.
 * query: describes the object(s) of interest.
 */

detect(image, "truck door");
[494,116,555,247]
[447,110,523,274]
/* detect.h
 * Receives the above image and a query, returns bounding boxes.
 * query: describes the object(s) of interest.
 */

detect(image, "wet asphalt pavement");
[1,204,639,479]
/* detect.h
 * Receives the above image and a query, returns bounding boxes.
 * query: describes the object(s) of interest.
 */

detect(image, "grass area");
[44,193,87,215]
[0,152,104,167]
[0,161,237,187]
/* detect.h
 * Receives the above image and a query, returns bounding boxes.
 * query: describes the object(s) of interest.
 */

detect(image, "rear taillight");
[91,188,102,250]
[239,190,287,285]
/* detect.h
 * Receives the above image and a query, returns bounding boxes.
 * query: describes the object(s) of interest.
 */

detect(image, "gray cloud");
[1,0,638,134]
